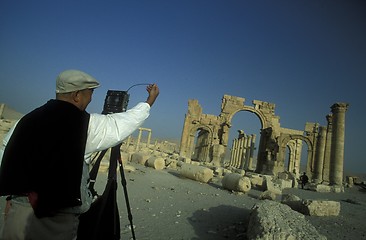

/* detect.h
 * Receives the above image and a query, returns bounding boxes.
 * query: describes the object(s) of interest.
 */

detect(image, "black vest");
[0,99,90,217]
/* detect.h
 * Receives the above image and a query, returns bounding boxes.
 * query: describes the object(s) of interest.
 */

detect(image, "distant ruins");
[179,95,349,186]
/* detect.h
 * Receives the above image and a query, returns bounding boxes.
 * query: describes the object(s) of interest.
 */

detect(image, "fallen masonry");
[247,200,327,240]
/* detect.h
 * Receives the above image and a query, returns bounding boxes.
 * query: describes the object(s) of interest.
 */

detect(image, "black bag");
[77,179,120,240]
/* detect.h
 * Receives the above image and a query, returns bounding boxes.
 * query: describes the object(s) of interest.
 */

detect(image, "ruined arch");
[279,134,314,176]
[179,95,281,167]
[226,107,265,130]
[188,124,214,162]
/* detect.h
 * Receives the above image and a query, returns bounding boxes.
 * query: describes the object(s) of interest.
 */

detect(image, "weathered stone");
[146,157,165,170]
[281,194,301,202]
[301,200,341,216]
[131,152,150,165]
[123,164,136,172]
[165,159,178,169]
[308,184,332,192]
[259,190,276,200]
[213,167,225,176]
[277,172,289,180]
[282,197,341,217]
[247,173,265,190]
[178,157,191,164]
[274,178,293,189]
[263,175,282,194]
[179,163,213,183]
[281,194,304,212]
[247,200,327,240]
[331,185,344,193]
[222,173,251,193]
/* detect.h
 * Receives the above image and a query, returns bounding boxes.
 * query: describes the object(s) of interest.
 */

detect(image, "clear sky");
[1,1,365,173]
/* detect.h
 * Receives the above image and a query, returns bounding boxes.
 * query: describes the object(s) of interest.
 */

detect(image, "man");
[0,69,159,239]
[299,172,309,189]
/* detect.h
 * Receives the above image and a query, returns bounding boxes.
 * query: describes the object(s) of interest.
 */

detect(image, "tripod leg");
[118,156,136,240]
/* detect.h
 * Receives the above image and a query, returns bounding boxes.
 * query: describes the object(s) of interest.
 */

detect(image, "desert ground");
[2,161,365,240]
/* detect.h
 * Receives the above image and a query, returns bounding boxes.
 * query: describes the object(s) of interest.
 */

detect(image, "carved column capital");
[331,102,349,114]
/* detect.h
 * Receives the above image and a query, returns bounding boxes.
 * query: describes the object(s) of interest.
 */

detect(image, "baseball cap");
[56,69,100,93]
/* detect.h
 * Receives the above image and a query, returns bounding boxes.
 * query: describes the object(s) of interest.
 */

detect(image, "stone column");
[244,135,252,170]
[313,126,327,183]
[322,114,332,183]
[0,103,5,118]
[247,134,256,171]
[240,135,248,169]
[135,128,143,151]
[230,139,237,167]
[329,103,349,185]
[147,130,151,146]
[126,135,132,148]
[292,139,302,176]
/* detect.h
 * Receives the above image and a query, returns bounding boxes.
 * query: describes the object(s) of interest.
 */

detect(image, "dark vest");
[0,99,90,217]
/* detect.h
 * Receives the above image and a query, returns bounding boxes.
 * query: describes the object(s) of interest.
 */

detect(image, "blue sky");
[1,1,365,173]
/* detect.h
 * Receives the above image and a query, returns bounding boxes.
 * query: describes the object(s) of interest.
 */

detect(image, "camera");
[102,90,130,114]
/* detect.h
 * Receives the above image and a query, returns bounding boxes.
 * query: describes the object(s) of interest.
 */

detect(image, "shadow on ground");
[188,205,251,240]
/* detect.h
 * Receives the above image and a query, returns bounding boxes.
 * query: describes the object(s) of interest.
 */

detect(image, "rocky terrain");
[103,163,366,240]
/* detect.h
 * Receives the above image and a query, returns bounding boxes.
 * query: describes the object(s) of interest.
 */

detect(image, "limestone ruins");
[179,95,349,186]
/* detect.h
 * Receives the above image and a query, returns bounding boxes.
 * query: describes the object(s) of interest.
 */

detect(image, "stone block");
[264,175,282,194]
[259,190,276,200]
[301,200,341,216]
[331,185,345,193]
[222,173,251,193]
[179,163,213,183]
[146,157,165,170]
[131,152,150,165]
[166,159,178,169]
[248,174,265,190]
[309,184,332,192]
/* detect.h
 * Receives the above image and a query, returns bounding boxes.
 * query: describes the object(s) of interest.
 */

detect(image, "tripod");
[84,90,136,240]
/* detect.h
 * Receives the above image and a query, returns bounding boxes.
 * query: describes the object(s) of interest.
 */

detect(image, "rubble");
[247,200,327,240]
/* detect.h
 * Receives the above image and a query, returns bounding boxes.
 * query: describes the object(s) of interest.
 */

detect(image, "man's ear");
[71,91,80,103]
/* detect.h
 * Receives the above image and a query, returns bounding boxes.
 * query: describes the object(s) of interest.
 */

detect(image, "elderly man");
[0,69,159,239]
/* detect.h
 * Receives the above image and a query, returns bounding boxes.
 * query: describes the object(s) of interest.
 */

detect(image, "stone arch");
[226,107,266,130]
[188,124,215,162]
[180,95,282,167]
[279,134,314,175]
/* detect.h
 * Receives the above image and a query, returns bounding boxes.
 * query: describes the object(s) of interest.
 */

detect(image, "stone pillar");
[230,139,237,167]
[329,103,349,186]
[126,135,132,148]
[135,128,143,151]
[313,126,327,183]
[247,134,256,171]
[0,103,5,118]
[244,135,252,170]
[322,114,332,183]
[240,135,248,169]
[147,130,151,146]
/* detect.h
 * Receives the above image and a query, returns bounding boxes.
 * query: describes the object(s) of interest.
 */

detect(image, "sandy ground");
[1,162,366,240]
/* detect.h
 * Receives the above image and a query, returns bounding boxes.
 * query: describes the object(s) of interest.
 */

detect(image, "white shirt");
[0,101,151,213]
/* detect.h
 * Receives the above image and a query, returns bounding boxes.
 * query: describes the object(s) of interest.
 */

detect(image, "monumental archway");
[180,95,281,170]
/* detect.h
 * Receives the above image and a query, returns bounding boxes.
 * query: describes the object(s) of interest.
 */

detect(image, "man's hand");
[146,84,159,107]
